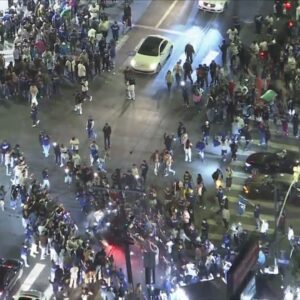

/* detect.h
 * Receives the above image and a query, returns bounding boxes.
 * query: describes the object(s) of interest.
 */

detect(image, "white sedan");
[130,35,173,74]
[198,0,229,13]
[13,290,45,300]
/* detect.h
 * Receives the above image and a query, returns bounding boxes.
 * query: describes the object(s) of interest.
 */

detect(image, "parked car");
[0,259,23,299]
[245,150,299,174]
[242,174,300,206]
[130,35,173,74]
[198,0,229,13]
[13,290,44,300]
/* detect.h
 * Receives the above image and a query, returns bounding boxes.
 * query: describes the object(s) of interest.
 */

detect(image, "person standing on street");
[254,204,261,230]
[31,103,40,127]
[74,91,84,115]
[184,139,192,163]
[111,21,120,41]
[127,77,136,100]
[53,143,62,167]
[103,123,112,150]
[185,43,195,64]
[165,70,174,94]
[123,3,132,31]
[41,133,51,158]
[292,113,299,137]
[219,40,228,66]
[41,168,50,190]
[183,60,193,83]
[86,117,96,139]
[140,160,149,185]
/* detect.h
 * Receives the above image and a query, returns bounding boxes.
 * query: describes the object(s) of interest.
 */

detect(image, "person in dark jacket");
[103,123,112,149]
[292,113,299,137]
[183,60,193,83]
[185,43,195,63]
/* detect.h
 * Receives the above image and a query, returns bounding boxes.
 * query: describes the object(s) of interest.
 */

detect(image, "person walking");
[127,77,136,100]
[288,225,295,247]
[185,43,195,64]
[165,70,174,94]
[86,117,96,139]
[69,264,79,288]
[89,141,99,166]
[31,103,40,128]
[225,166,233,191]
[173,60,183,88]
[151,150,160,176]
[53,143,62,167]
[74,91,84,115]
[202,121,210,145]
[164,150,175,176]
[184,139,192,163]
[41,133,51,158]
[219,40,228,66]
[41,168,50,190]
[103,123,112,150]
[70,136,80,152]
[182,84,190,108]
[21,243,30,267]
[0,185,5,211]
[183,60,193,83]
[140,160,149,184]
[196,138,205,161]
[81,78,92,102]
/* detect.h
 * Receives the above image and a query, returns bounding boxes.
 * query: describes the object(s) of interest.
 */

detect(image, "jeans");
[42,144,50,157]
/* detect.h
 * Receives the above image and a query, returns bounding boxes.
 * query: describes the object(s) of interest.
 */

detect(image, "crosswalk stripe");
[16,263,46,294]
[44,284,53,300]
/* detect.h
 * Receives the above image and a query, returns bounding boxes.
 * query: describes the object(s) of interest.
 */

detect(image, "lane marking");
[116,35,129,52]
[155,0,179,28]
[44,284,53,300]
[16,263,46,294]
[133,24,184,36]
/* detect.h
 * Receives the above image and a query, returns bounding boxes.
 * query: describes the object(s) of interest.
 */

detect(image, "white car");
[198,0,229,13]
[13,290,44,300]
[130,35,173,74]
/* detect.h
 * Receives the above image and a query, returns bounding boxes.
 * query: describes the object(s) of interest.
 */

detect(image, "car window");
[138,37,161,56]
[159,41,168,54]
[19,297,40,300]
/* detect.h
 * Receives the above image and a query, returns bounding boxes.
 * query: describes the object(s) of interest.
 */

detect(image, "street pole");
[274,187,279,257]
[276,180,296,228]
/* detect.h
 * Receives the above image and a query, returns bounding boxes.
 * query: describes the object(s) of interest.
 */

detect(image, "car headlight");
[245,162,251,167]
[243,186,249,194]
[130,59,136,67]
[149,63,157,70]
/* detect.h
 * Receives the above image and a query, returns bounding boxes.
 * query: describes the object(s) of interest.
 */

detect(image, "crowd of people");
[0,0,300,299]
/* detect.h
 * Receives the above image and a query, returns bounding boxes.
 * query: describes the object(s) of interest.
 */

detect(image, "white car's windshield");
[138,37,162,56]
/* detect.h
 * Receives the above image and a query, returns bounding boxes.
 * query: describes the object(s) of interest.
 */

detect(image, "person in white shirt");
[227,26,238,42]
[70,265,79,288]
[288,225,294,244]
[77,62,86,80]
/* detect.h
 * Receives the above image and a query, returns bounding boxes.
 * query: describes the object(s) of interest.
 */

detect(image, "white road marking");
[155,0,179,28]
[16,263,46,294]
[201,50,219,65]
[44,284,53,300]
[116,35,129,52]
[133,24,184,36]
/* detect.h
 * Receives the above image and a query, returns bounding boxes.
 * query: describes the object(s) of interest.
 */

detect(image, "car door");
[159,41,168,64]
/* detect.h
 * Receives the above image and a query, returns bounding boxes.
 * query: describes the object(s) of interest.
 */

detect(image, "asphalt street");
[0,0,298,299]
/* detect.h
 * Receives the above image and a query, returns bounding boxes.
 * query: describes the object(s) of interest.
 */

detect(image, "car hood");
[133,53,160,66]
[246,152,273,164]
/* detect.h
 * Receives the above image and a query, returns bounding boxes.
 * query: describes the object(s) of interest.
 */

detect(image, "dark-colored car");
[0,259,23,299]
[242,174,300,205]
[245,150,299,174]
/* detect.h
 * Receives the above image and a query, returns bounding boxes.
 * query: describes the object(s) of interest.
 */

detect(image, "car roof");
[143,35,166,44]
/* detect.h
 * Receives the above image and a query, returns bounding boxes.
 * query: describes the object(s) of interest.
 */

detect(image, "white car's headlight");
[149,63,157,70]
[130,59,136,67]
